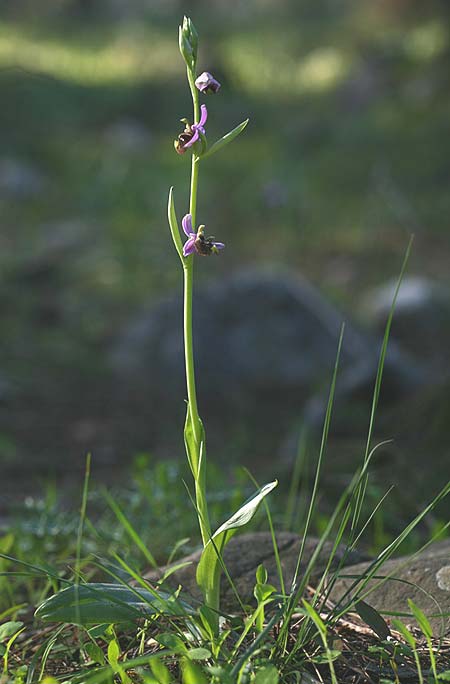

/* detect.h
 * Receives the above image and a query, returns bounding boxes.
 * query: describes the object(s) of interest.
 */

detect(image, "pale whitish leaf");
[35,583,192,625]
[254,664,279,684]
[355,600,391,640]
[211,481,278,539]
[201,119,249,160]
[196,480,277,598]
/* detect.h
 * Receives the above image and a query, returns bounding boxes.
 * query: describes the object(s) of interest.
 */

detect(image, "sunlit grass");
[222,35,351,97]
[0,22,178,85]
[403,20,448,61]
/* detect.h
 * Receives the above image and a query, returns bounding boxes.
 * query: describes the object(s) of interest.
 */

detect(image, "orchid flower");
[182,213,225,257]
[195,72,221,94]
[174,105,209,155]
[184,104,208,148]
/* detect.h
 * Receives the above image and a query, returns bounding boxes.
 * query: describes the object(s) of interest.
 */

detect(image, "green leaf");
[311,651,342,664]
[201,119,249,160]
[254,664,279,684]
[0,534,14,554]
[35,583,192,625]
[391,619,416,648]
[437,671,450,681]
[182,658,208,684]
[199,605,217,640]
[107,639,120,667]
[167,187,184,261]
[256,564,268,585]
[407,599,433,638]
[355,600,391,640]
[186,647,211,661]
[156,633,187,655]
[254,583,276,603]
[196,481,278,598]
[0,621,23,642]
[183,404,206,481]
[85,641,105,665]
[150,656,172,684]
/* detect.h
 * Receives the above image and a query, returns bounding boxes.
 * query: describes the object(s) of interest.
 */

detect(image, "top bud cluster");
[179,15,221,94]
[178,16,198,69]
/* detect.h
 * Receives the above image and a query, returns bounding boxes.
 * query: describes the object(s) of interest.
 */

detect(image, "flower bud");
[186,18,198,59]
[179,16,198,68]
[195,72,221,94]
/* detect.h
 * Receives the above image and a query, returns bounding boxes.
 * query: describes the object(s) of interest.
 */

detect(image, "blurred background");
[0,0,449,532]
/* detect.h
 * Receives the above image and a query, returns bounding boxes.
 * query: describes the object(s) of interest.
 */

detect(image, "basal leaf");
[355,599,391,640]
[35,583,192,625]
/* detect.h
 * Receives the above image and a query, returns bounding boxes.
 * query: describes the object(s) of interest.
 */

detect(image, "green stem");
[183,258,201,447]
[183,67,211,548]
[187,66,200,124]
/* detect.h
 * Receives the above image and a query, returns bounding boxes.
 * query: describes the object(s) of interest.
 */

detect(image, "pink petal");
[199,104,208,127]
[183,236,196,256]
[184,129,199,148]
[182,214,193,237]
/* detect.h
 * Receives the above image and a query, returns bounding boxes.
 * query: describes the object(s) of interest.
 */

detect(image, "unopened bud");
[179,16,198,68]
[195,72,221,94]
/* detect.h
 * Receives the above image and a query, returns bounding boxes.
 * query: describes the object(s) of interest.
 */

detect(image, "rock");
[143,532,364,610]
[363,277,450,367]
[0,157,45,199]
[111,268,424,463]
[328,539,450,636]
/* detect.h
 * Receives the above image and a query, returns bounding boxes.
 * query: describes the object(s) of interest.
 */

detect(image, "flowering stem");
[183,67,211,549]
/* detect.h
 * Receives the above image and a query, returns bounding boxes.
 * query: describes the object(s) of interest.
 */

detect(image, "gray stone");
[143,532,363,610]
[363,277,450,366]
[111,269,424,461]
[0,157,45,199]
[328,540,450,636]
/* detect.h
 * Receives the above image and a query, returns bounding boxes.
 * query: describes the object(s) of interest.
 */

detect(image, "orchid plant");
[167,16,277,627]
[35,18,277,637]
